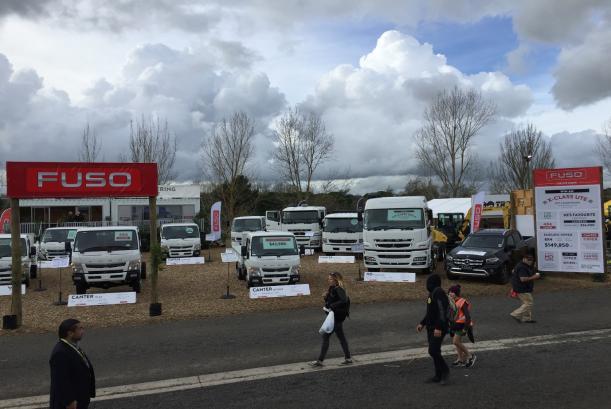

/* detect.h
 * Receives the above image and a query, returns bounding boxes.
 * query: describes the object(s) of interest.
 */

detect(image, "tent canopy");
[427,198,471,218]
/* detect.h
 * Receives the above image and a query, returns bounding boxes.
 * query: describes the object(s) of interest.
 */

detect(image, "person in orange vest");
[448,285,476,368]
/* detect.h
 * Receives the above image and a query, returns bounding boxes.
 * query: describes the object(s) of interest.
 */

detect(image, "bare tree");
[597,118,611,175]
[489,124,555,193]
[416,86,496,197]
[78,123,102,162]
[121,116,177,183]
[202,111,255,224]
[273,107,333,193]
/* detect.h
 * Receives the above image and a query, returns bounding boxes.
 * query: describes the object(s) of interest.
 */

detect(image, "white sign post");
[249,284,311,299]
[364,272,416,283]
[165,257,205,266]
[68,292,137,307]
[0,284,26,296]
[318,256,355,264]
[220,249,237,299]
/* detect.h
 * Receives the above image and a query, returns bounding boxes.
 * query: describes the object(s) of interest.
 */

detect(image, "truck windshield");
[462,235,504,249]
[282,210,319,224]
[162,225,200,239]
[364,208,425,230]
[324,218,362,233]
[74,230,139,252]
[232,219,263,232]
[42,229,77,243]
[251,236,298,256]
[0,238,27,257]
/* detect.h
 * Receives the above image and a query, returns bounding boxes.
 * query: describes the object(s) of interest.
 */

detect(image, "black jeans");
[427,328,449,379]
[318,319,351,361]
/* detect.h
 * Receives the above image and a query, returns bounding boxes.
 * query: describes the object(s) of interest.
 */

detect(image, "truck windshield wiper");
[370,225,392,231]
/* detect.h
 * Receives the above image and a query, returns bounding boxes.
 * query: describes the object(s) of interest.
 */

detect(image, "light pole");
[523,154,533,189]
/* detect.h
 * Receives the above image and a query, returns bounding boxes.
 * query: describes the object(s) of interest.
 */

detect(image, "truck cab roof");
[233,216,265,220]
[283,206,326,212]
[76,226,139,232]
[364,196,427,210]
[161,223,199,227]
[245,231,296,239]
[325,212,358,219]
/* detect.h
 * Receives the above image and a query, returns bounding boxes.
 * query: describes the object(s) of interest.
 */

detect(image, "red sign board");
[472,203,482,233]
[533,167,602,187]
[6,162,158,198]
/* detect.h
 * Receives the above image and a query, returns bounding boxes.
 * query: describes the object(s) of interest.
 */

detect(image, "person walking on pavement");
[50,319,96,409]
[448,285,476,368]
[510,253,540,323]
[417,274,450,385]
[309,272,352,367]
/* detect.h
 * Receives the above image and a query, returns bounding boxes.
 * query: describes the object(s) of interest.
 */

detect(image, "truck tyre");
[494,264,511,285]
[140,262,147,280]
[30,264,38,279]
[246,278,253,289]
[131,279,142,293]
[238,267,246,281]
[76,282,87,294]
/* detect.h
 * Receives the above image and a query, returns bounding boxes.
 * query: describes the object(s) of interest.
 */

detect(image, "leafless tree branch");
[78,123,102,162]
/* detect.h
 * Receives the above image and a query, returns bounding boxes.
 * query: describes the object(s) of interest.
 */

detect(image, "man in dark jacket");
[417,274,450,384]
[511,253,540,323]
[50,319,96,409]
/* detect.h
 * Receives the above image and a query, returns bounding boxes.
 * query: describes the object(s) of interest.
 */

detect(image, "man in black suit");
[49,319,96,409]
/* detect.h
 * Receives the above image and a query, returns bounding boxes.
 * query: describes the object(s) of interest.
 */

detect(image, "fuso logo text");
[546,171,584,180]
[37,172,132,188]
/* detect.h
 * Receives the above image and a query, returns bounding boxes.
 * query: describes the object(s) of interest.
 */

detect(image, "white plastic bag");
[319,310,335,334]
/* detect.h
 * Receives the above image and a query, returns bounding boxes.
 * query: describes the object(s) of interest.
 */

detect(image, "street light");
[523,154,533,189]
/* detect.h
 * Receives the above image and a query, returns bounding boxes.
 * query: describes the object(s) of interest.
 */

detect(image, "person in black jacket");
[309,272,352,367]
[49,319,96,409]
[510,253,540,323]
[417,274,450,385]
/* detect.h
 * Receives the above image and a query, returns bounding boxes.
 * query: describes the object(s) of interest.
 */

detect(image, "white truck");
[160,223,201,258]
[360,196,434,273]
[231,216,266,247]
[235,231,303,288]
[266,205,326,250]
[38,227,78,261]
[70,226,145,294]
[0,234,37,288]
[322,213,363,255]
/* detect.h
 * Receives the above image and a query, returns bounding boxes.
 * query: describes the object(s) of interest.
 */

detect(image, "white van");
[237,231,303,288]
[0,234,37,287]
[322,213,363,255]
[39,227,78,260]
[160,223,201,258]
[231,216,266,247]
[71,226,145,294]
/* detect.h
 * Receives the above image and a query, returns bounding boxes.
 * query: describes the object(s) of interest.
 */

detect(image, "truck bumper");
[363,249,430,270]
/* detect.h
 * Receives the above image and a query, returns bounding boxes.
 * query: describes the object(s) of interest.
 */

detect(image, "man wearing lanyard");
[49,319,96,409]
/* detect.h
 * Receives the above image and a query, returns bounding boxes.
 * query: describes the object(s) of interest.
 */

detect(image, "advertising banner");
[165,257,205,265]
[364,272,416,283]
[0,208,11,233]
[249,284,311,299]
[534,167,604,273]
[318,256,355,264]
[67,292,137,307]
[6,162,158,198]
[210,201,222,241]
[39,257,70,269]
[0,284,26,296]
[470,191,486,233]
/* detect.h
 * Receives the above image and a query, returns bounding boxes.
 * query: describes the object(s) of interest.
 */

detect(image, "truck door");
[266,211,281,231]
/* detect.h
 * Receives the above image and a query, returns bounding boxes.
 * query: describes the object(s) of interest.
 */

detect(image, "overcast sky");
[0,0,610,194]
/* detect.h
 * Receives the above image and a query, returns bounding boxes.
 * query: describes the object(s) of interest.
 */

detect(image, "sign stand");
[34,261,46,292]
[221,263,235,299]
[53,267,67,306]
[220,250,237,299]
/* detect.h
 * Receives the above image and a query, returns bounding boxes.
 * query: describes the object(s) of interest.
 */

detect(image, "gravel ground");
[1,247,609,335]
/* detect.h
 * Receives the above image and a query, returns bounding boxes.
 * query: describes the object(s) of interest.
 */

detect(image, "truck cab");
[237,231,302,288]
[71,226,145,294]
[0,234,37,288]
[160,223,201,258]
[38,227,78,261]
[322,213,363,255]
[277,205,326,250]
[361,196,434,273]
[231,216,266,247]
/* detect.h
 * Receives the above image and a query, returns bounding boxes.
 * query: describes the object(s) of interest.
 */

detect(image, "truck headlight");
[128,260,141,271]
[194,243,201,250]
[248,267,261,276]
[415,241,429,249]
[486,257,500,264]
[291,265,300,274]
[72,263,84,274]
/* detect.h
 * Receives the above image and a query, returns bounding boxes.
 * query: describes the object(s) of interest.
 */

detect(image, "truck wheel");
[246,279,253,289]
[239,267,246,281]
[494,264,511,285]
[131,279,142,293]
[30,264,38,279]
[76,283,87,294]
[140,262,147,280]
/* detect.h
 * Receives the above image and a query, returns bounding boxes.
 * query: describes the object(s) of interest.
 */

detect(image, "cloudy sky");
[0,0,609,194]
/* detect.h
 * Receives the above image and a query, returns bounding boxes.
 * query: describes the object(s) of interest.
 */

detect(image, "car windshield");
[324,218,362,233]
[0,238,27,257]
[251,236,298,256]
[364,208,425,230]
[42,229,77,243]
[282,210,320,224]
[462,235,504,249]
[232,218,263,232]
[74,230,139,252]
[162,225,199,239]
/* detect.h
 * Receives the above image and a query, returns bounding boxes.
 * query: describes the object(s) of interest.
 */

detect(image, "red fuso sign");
[6,162,159,198]
[533,167,601,187]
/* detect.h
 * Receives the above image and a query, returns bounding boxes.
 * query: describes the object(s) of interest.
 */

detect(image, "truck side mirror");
[299,245,305,256]
[241,245,248,259]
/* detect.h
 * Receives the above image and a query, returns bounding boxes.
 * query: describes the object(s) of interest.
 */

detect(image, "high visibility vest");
[455,297,471,324]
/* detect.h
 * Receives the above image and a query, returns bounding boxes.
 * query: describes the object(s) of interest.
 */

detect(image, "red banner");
[533,167,602,187]
[6,162,158,198]
[0,208,11,233]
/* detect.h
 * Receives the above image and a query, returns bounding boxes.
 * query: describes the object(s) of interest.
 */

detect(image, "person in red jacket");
[448,285,476,368]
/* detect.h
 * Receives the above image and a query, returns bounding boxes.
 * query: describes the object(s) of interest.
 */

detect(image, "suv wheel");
[76,282,87,294]
[494,264,511,285]
[140,262,147,280]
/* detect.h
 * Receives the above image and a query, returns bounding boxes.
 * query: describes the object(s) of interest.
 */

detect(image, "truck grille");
[329,239,357,244]
[374,239,412,248]
[264,273,289,278]
[453,258,484,267]
[85,263,125,268]
[262,267,288,272]
[379,254,411,259]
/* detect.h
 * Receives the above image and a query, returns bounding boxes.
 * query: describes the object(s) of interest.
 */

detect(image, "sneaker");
[340,358,353,365]
[451,360,466,367]
[465,354,477,368]
[308,360,323,368]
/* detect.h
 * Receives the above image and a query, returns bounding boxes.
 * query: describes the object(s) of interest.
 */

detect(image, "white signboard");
[0,284,26,296]
[165,257,205,265]
[249,284,311,299]
[304,231,315,237]
[351,243,364,253]
[516,215,535,237]
[68,292,137,307]
[304,248,315,256]
[40,257,70,269]
[534,167,604,274]
[221,251,239,263]
[364,272,416,283]
[318,256,355,264]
